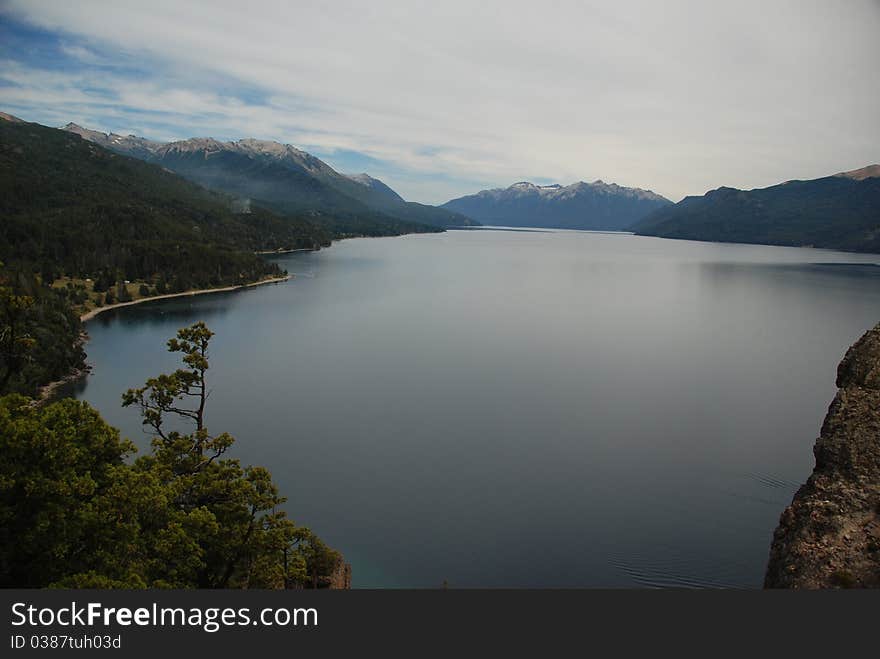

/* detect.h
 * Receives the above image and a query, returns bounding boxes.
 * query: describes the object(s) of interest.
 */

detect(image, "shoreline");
[254,247,317,255]
[34,275,291,403]
[78,275,291,322]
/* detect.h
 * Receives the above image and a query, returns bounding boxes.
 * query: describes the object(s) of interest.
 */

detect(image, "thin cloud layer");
[1,0,878,203]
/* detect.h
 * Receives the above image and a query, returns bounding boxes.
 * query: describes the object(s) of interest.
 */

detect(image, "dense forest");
[64,122,474,231]
[0,117,360,587]
[0,323,343,588]
[633,170,880,252]
[0,115,441,399]
[0,118,332,290]
[0,267,84,397]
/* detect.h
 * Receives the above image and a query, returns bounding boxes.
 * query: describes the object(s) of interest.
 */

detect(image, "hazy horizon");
[1,0,878,204]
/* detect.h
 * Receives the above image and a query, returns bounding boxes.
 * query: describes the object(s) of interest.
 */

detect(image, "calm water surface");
[69,229,880,587]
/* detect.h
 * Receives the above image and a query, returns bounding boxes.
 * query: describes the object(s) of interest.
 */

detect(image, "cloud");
[1,0,879,203]
[57,43,104,64]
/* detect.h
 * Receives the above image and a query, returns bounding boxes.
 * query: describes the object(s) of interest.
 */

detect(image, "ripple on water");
[609,549,754,589]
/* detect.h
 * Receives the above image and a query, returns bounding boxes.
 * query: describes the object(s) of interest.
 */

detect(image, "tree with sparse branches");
[119,322,343,588]
[123,322,233,475]
[1,322,345,588]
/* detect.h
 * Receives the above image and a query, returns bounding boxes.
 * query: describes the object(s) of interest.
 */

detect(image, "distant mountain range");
[633,165,880,252]
[441,180,671,230]
[15,115,880,254]
[62,123,476,233]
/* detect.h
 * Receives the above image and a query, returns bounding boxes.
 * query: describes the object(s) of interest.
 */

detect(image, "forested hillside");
[63,124,473,232]
[1,118,332,291]
[0,117,347,587]
[1,115,325,397]
[633,168,880,252]
[0,268,84,397]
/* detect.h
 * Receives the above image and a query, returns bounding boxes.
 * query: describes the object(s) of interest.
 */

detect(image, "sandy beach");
[254,247,317,255]
[78,275,291,322]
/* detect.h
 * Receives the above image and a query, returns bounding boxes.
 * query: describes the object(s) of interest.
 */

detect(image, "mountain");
[63,122,163,160]
[0,111,25,123]
[343,172,406,206]
[61,124,475,231]
[336,172,477,228]
[441,180,671,230]
[633,166,880,253]
[1,114,332,289]
[836,164,880,181]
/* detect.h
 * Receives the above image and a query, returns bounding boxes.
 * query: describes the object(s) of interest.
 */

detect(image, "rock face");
[765,323,880,588]
[326,559,353,590]
[305,556,351,589]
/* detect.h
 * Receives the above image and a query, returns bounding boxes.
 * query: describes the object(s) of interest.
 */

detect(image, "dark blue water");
[68,229,880,587]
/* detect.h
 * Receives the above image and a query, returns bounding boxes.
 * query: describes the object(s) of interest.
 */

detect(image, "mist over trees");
[0,119,329,289]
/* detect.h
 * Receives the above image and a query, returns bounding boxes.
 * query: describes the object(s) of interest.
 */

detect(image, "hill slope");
[0,115,331,289]
[62,124,474,231]
[441,180,671,230]
[633,167,880,252]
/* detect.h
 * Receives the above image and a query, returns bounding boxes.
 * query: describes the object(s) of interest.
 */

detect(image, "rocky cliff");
[327,559,353,590]
[765,323,880,588]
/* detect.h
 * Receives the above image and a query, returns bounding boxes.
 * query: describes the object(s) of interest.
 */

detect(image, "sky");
[1,0,878,204]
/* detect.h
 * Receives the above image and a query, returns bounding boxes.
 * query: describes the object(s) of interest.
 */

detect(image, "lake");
[67,229,880,587]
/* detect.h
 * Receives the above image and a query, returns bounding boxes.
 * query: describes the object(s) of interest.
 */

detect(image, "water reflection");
[71,231,880,587]
[89,296,235,327]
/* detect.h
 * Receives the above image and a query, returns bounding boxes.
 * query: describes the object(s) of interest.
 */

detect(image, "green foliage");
[121,322,336,588]
[0,119,329,288]
[0,117,451,402]
[0,322,342,589]
[116,282,132,303]
[149,142,450,234]
[301,208,442,239]
[123,322,218,458]
[0,395,134,586]
[633,176,880,252]
[0,284,35,393]
[0,265,85,397]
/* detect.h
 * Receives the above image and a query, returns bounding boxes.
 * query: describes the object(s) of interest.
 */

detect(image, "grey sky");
[2,0,879,203]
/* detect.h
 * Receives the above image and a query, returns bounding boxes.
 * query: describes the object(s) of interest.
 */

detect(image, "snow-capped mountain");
[63,123,163,161]
[442,180,671,230]
[60,124,475,228]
